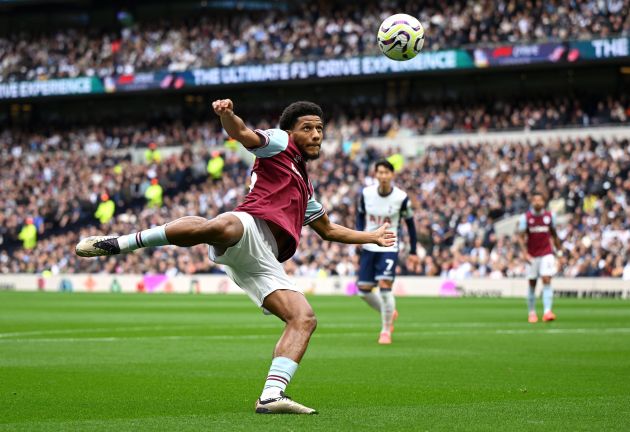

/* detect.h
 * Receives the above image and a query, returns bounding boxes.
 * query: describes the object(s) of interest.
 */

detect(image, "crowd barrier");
[1,274,628,299]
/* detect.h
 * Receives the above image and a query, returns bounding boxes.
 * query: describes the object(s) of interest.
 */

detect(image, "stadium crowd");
[1,0,629,82]
[1,131,629,279]
[328,96,630,139]
[1,94,628,156]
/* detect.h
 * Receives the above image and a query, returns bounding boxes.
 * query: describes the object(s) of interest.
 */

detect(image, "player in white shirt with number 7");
[356,159,419,344]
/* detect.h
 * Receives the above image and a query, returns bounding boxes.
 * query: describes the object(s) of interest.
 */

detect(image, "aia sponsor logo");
[369,215,392,225]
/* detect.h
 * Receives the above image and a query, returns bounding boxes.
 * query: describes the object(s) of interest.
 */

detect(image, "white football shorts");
[208,211,302,308]
[526,254,556,279]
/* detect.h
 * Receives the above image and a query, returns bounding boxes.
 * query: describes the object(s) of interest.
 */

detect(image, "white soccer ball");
[377,13,425,61]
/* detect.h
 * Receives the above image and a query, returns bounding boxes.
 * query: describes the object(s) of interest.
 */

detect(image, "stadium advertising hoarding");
[573,37,630,60]
[105,49,473,92]
[471,36,630,67]
[103,71,188,93]
[471,42,576,67]
[106,37,630,92]
[0,76,102,99]
[2,37,628,99]
[2,274,628,299]
[192,50,473,85]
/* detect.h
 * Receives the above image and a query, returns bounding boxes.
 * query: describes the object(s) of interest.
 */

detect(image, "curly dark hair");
[279,101,324,130]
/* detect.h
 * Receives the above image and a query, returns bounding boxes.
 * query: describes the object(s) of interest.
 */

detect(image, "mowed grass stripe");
[0,292,629,431]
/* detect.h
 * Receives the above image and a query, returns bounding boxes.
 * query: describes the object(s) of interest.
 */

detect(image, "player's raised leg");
[75,213,244,257]
[255,289,318,414]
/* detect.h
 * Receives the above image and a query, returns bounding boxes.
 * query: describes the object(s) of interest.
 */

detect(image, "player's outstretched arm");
[212,99,263,149]
[309,213,395,247]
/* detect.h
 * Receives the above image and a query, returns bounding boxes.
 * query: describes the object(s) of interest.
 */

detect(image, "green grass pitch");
[1,291,629,431]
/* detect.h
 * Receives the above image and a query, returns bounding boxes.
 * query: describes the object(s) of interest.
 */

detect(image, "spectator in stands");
[207,151,225,181]
[144,178,163,209]
[18,217,37,250]
[94,193,116,224]
[1,0,630,82]
[0,118,628,278]
[144,142,162,164]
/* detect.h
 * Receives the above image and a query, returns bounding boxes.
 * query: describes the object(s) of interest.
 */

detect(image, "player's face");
[290,115,324,160]
[531,194,545,211]
[375,166,394,187]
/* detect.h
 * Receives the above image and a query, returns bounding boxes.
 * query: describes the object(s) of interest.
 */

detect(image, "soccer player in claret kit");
[76,99,395,414]
[517,191,563,323]
[356,159,419,345]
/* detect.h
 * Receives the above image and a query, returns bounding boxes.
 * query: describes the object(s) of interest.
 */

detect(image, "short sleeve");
[357,191,366,214]
[400,196,413,219]
[517,214,527,232]
[303,196,326,225]
[249,129,289,158]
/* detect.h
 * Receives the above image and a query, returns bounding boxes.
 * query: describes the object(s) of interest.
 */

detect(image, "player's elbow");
[317,227,334,242]
[320,224,338,241]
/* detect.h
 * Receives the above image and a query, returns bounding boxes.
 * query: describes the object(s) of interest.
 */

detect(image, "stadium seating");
[1,94,627,153]
[1,0,629,82]
[1,0,629,279]
[2,131,628,278]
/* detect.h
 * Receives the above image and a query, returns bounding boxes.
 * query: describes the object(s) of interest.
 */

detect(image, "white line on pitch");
[1,327,630,343]
[0,321,522,339]
[0,325,195,338]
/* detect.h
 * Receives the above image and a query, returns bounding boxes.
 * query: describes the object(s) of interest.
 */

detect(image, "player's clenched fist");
[212,99,234,116]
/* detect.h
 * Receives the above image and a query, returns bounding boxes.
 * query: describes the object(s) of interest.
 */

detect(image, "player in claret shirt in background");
[75,99,395,415]
[517,191,563,324]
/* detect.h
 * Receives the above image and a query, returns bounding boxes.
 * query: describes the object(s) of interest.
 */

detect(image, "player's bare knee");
[542,276,552,284]
[288,310,317,334]
[301,313,317,334]
[358,286,373,295]
[204,216,243,246]
[378,281,393,290]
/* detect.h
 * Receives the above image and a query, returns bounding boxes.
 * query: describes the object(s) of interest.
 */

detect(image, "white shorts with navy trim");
[208,212,302,308]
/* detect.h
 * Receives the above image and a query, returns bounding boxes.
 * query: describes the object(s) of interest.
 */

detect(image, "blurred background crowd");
[2,93,628,156]
[1,0,629,281]
[2,0,630,82]
[2,125,629,279]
